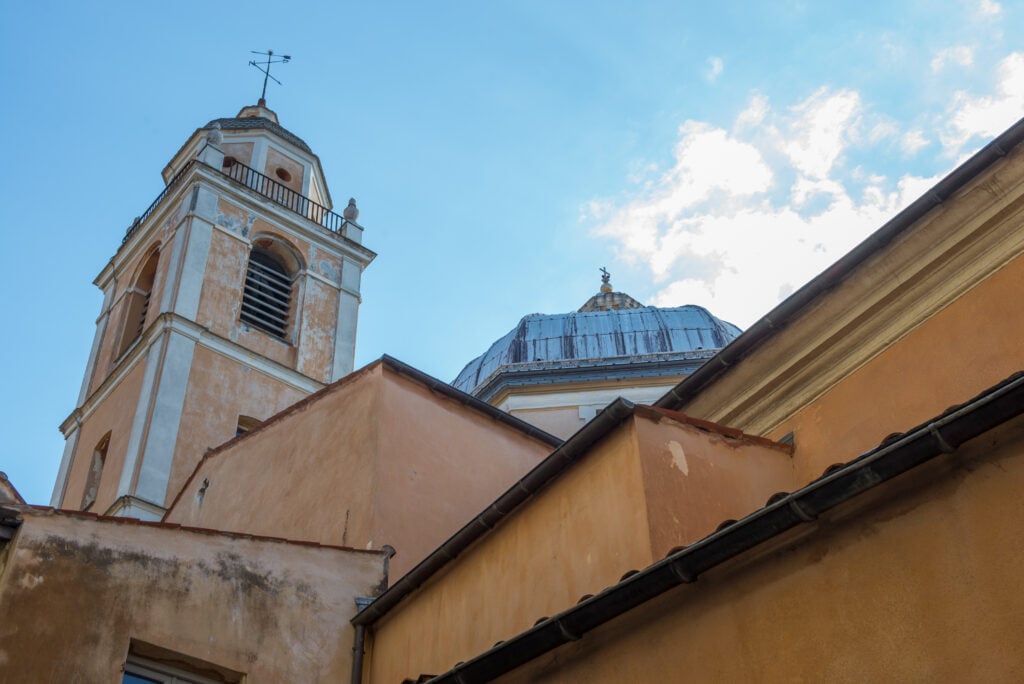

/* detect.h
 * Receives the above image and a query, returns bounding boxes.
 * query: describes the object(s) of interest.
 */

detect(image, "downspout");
[352,545,396,684]
[350,624,366,684]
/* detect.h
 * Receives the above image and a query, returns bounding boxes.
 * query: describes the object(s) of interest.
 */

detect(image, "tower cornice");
[98,160,375,291]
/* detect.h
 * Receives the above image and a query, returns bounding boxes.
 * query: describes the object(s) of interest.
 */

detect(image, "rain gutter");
[351,397,637,627]
[655,116,1024,411]
[430,370,1024,683]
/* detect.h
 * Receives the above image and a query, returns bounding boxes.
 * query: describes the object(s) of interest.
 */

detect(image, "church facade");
[1,101,1024,682]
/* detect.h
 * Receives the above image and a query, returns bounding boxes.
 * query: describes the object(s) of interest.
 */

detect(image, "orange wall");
[374,371,553,578]
[61,362,147,512]
[368,421,650,683]
[367,411,795,682]
[164,364,383,548]
[88,216,183,396]
[634,411,796,557]
[767,249,1024,487]
[499,415,1024,682]
[164,363,552,580]
[167,345,307,507]
[195,219,247,340]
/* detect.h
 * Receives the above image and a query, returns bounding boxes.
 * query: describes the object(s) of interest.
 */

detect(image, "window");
[240,240,298,339]
[81,432,110,511]
[235,415,261,437]
[118,250,159,356]
[122,642,241,684]
[123,656,222,684]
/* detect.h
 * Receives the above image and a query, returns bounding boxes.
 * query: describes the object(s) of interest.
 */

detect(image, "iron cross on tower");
[249,50,291,106]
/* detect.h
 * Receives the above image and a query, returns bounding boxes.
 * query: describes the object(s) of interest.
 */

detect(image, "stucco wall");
[61,362,147,512]
[368,421,650,683]
[375,371,553,578]
[367,411,795,682]
[167,345,307,507]
[0,509,385,683]
[164,363,552,579]
[767,249,1024,487]
[497,415,1024,683]
[508,406,582,439]
[634,410,796,557]
[164,364,383,548]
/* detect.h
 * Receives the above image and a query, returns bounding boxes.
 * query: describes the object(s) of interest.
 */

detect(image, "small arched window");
[117,250,159,357]
[240,241,298,339]
[81,432,110,511]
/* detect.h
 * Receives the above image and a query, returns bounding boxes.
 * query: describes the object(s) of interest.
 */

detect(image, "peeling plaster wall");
[634,412,796,557]
[89,207,184,396]
[196,216,249,340]
[0,510,385,682]
[167,345,307,508]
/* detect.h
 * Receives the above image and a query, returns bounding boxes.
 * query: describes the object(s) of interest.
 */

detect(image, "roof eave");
[431,370,1024,682]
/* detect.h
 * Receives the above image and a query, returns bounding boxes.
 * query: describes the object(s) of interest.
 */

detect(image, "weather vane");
[249,49,291,106]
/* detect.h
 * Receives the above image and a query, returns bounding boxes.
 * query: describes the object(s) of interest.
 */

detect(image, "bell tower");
[51,104,375,519]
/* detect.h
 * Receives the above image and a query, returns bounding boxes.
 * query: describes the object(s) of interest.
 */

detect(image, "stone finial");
[343,198,359,222]
[206,122,223,146]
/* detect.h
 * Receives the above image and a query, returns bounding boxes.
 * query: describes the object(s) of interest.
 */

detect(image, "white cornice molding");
[100,164,374,291]
[680,153,1024,435]
[61,312,324,435]
[189,166,374,264]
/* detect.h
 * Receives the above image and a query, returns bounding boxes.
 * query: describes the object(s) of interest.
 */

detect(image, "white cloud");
[978,0,1002,17]
[588,87,946,328]
[901,129,929,154]
[930,45,974,72]
[735,93,769,131]
[943,51,1024,153]
[705,57,724,82]
[780,88,862,179]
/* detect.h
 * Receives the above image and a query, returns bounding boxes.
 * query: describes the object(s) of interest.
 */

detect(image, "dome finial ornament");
[599,267,613,293]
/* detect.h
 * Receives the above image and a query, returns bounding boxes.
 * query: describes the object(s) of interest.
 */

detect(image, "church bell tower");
[51,103,375,519]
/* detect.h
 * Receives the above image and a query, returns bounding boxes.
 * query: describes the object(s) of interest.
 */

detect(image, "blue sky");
[2,0,1022,504]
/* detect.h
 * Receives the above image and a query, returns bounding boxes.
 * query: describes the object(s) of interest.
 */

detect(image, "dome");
[452,303,742,397]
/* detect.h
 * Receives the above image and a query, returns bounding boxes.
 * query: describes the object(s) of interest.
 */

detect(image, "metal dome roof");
[452,304,742,395]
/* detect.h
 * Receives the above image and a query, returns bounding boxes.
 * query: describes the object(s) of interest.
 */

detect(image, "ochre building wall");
[498,415,1024,683]
[164,364,383,549]
[767,249,1024,487]
[367,421,648,684]
[164,363,552,578]
[167,345,307,506]
[367,412,794,683]
[61,362,147,513]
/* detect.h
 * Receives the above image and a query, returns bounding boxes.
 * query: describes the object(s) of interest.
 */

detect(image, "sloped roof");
[205,116,312,153]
